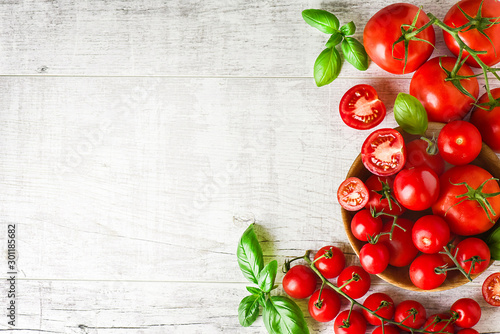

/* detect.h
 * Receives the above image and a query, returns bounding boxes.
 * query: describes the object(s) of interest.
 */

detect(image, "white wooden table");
[0,0,499,333]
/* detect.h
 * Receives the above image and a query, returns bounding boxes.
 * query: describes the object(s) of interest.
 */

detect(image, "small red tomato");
[470,88,500,153]
[450,298,481,328]
[394,300,427,331]
[362,292,395,326]
[482,272,500,306]
[359,243,389,275]
[338,177,369,211]
[437,120,482,165]
[379,218,419,267]
[405,138,445,176]
[337,266,371,299]
[409,254,447,290]
[339,84,386,130]
[456,329,479,334]
[455,238,491,275]
[372,325,400,334]
[351,209,383,242]
[412,215,450,254]
[282,265,317,299]
[361,128,406,176]
[364,175,405,216]
[308,287,341,322]
[314,245,346,279]
[424,313,455,333]
[393,166,439,211]
[334,310,367,334]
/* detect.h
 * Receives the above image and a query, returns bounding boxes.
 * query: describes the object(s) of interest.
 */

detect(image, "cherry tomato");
[432,165,500,236]
[314,245,346,279]
[359,243,389,275]
[410,56,479,123]
[455,238,491,275]
[339,84,386,130]
[443,0,500,67]
[424,313,455,333]
[362,292,395,326]
[393,166,440,211]
[470,88,500,153]
[409,254,447,290]
[338,177,369,211]
[334,310,367,334]
[308,287,341,322]
[450,298,481,328]
[437,120,482,165]
[394,300,427,331]
[457,329,479,334]
[482,272,500,306]
[364,175,405,216]
[379,218,419,267]
[337,266,371,299]
[361,128,406,176]
[363,3,435,74]
[405,138,445,176]
[372,325,400,334]
[412,215,450,254]
[351,209,383,242]
[282,265,317,299]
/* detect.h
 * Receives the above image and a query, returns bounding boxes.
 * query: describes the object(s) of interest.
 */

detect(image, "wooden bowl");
[341,122,500,291]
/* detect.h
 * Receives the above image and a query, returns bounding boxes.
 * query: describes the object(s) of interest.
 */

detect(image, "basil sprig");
[302,9,368,87]
[393,93,428,135]
[237,224,309,333]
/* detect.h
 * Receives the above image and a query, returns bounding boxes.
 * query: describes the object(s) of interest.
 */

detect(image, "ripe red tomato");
[314,245,346,279]
[409,254,447,290]
[405,138,445,176]
[361,128,406,176]
[437,121,482,165]
[334,310,367,334]
[443,0,500,67]
[432,165,500,236]
[393,166,440,211]
[412,215,450,254]
[457,329,479,334]
[450,298,481,328]
[363,3,435,74]
[394,300,427,331]
[470,88,500,153]
[339,84,386,130]
[482,272,500,306]
[308,287,341,322]
[455,238,491,275]
[337,266,371,299]
[351,209,383,242]
[362,292,395,326]
[410,56,479,123]
[379,218,419,267]
[359,243,389,275]
[372,325,400,334]
[364,175,405,216]
[338,177,369,211]
[282,265,317,299]
[424,313,455,333]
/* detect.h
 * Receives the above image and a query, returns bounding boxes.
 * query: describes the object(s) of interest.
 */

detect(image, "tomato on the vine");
[282,265,317,299]
[412,215,450,254]
[339,85,386,130]
[362,292,395,326]
[393,166,440,211]
[308,287,341,323]
[364,175,405,216]
[337,266,371,299]
[379,218,419,267]
[351,209,383,242]
[338,177,369,211]
[361,128,406,176]
[470,88,500,153]
[450,298,481,328]
[314,245,346,279]
[334,310,367,334]
[424,313,455,333]
[409,254,447,290]
[359,243,389,275]
[405,138,445,176]
[455,238,491,275]
[372,325,400,334]
[437,120,482,166]
[482,272,500,306]
[394,300,427,331]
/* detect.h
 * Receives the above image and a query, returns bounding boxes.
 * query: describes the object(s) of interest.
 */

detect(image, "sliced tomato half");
[361,128,406,176]
[339,84,386,130]
[482,272,500,306]
[337,177,369,211]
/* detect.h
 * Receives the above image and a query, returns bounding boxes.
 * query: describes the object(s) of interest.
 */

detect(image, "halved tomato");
[339,84,386,130]
[482,272,500,306]
[337,177,369,211]
[361,128,406,176]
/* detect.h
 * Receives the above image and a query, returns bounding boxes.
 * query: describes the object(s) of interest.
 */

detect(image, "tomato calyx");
[371,179,402,212]
[368,210,405,244]
[455,1,500,52]
[439,54,481,101]
[313,283,326,309]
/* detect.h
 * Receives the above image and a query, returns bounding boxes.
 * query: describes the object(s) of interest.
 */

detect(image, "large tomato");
[470,88,500,153]
[443,0,500,67]
[410,56,479,123]
[363,3,435,74]
[432,165,500,236]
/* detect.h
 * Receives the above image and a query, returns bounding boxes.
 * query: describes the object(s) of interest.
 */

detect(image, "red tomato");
[394,300,427,331]
[432,165,500,236]
[372,325,400,334]
[405,138,445,176]
[450,298,481,328]
[412,215,450,254]
[338,177,369,211]
[362,292,395,326]
[337,266,371,299]
[482,272,500,306]
[314,245,346,279]
[470,88,500,153]
[282,265,317,299]
[334,310,367,334]
[457,329,479,334]
[437,121,482,166]
[393,166,440,211]
[379,218,419,267]
[455,238,491,275]
[361,128,406,176]
[409,254,447,290]
[364,175,405,216]
[359,243,389,275]
[363,3,435,74]
[410,56,479,123]
[308,287,341,322]
[339,85,386,130]
[351,209,383,242]
[443,0,500,67]
[424,313,455,333]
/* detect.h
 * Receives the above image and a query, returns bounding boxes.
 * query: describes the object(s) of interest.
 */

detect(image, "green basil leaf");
[393,93,428,135]
[258,260,278,292]
[237,224,264,284]
[263,296,309,334]
[340,21,356,35]
[238,295,260,327]
[314,48,342,87]
[302,9,339,34]
[487,226,500,260]
[341,37,368,71]
[246,286,262,295]
[325,32,343,48]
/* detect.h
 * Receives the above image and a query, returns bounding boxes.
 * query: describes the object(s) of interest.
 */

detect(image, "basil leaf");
[341,37,368,71]
[393,93,428,135]
[238,295,260,327]
[237,224,264,284]
[487,226,500,260]
[246,286,266,306]
[302,9,339,34]
[263,296,309,334]
[258,260,278,292]
[325,32,343,48]
[340,21,356,35]
[314,48,342,87]
[246,286,262,295]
